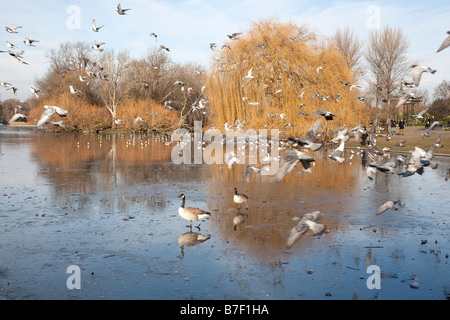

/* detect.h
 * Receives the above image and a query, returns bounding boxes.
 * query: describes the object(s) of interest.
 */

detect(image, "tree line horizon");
[1,19,449,136]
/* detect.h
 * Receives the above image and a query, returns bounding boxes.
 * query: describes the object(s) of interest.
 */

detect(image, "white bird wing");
[411,66,424,86]
[9,113,26,123]
[37,108,56,126]
[286,220,309,249]
[303,118,322,142]
[376,201,398,215]
[437,32,450,52]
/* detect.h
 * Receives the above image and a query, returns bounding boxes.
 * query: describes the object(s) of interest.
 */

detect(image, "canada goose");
[233,188,248,209]
[178,231,211,258]
[178,194,211,229]
[233,213,248,231]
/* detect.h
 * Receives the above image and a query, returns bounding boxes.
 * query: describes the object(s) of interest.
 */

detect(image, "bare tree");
[35,41,100,105]
[365,26,410,120]
[330,26,364,78]
[97,49,131,128]
[433,80,450,100]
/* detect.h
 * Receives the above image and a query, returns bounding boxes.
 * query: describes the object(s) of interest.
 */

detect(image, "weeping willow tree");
[205,19,369,138]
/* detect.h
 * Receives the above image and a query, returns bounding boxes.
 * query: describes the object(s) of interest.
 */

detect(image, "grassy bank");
[345,125,450,155]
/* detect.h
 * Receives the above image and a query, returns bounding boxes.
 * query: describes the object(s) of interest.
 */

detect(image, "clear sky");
[1,0,449,101]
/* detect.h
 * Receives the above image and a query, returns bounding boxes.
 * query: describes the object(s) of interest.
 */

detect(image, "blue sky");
[1,0,449,100]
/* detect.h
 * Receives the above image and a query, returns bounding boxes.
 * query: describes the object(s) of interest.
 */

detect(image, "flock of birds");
[2,4,450,250]
[176,107,447,249]
[3,3,215,127]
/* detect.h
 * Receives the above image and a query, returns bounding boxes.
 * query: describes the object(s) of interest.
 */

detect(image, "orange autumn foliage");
[205,19,369,138]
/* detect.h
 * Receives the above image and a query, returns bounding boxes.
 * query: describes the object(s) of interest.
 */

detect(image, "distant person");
[368,122,376,146]
[390,119,397,135]
[361,126,368,146]
[398,119,405,134]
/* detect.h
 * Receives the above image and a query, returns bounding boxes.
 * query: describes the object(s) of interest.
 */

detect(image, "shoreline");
[3,123,450,156]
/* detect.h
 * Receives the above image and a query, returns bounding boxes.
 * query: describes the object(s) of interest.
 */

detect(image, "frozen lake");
[0,126,449,300]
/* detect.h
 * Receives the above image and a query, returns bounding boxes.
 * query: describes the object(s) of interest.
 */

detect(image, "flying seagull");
[92,41,105,52]
[411,107,429,119]
[9,113,27,123]
[92,19,104,32]
[69,85,82,96]
[6,86,18,96]
[149,32,157,41]
[290,118,323,151]
[243,67,254,80]
[6,41,17,49]
[437,31,450,53]
[227,33,241,40]
[394,139,406,147]
[275,149,315,181]
[30,87,40,98]
[310,109,336,120]
[376,200,402,215]
[224,152,242,170]
[286,211,325,249]
[5,26,22,33]
[8,50,24,59]
[117,3,131,15]
[159,45,170,52]
[23,38,39,47]
[328,140,346,163]
[411,64,436,87]
[37,105,69,127]
[395,91,416,109]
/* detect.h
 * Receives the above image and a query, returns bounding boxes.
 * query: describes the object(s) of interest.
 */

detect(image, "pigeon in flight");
[92,20,104,32]
[437,31,450,53]
[411,64,436,87]
[117,4,131,15]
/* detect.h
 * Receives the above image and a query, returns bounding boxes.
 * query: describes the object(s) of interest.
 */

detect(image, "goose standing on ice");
[178,194,211,229]
[233,188,248,209]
